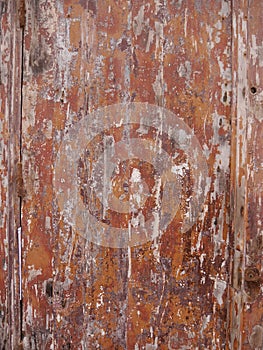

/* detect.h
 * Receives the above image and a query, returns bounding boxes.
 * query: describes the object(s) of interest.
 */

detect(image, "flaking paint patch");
[27,266,42,282]
[16,0,238,348]
[213,277,227,306]
[249,325,263,349]
[251,35,263,68]
[45,216,51,230]
[133,5,146,38]
[200,314,211,336]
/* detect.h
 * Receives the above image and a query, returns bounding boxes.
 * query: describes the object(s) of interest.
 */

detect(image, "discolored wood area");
[0,1,262,349]
[229,1,263,349]
[21,1,231,348]
[0,0,23,347]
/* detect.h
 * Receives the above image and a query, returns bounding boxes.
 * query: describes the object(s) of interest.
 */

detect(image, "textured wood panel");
[21,1,232,349]
[229,1,263,349]
[0,0,23,348]
[1,1,262,349]
[244,1,263,347]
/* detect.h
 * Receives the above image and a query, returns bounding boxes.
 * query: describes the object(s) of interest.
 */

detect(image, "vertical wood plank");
[228,1,249,348]
[21,1,232,348]
[21,0,57,347]
[229,1,263,349]
[243,0,263,348]
[0,0,23,348]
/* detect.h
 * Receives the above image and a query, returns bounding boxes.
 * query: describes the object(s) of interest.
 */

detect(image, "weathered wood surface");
[0,1,262,349]
[229,1,263,349]
[0,1,23,348]
[21,1,231,348]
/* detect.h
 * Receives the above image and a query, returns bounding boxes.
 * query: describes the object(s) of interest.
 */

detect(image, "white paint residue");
[152,69,167,100]
[201,276,206,284]
[26,303,33,325]
[155,21,164,53]
[206,24,215,51]
[146,341,158,350]
[131,212,145,228]
[213,277,227,306]
[46,313,49,330]
[152,212,160,240]
[128,246,132,279]
[56,16,78,90]
[199,253,206,268]
[96,288,104,308]
[195,230,202,251]
[219,1,231,18]
[27,266,42,282]
[200,314,211,336]
[184,8,188,37]
[150,326,154,339]
[45,216,51,230]
[133,5,146,37]
[251,35,263,67]
[146,28,155,53]
[43,119,53,139]
[152,241,160,263]
[177,61,192,82]
[130,168,141,183]
[171,163,189,176]
[217,57,231,81]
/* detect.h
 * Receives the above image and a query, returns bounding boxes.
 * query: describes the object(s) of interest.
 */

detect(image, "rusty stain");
[0,0,24,348]
[0,0,262,349]
[18,0,26,28]
[16,162,26,198]
[228,0,263,349]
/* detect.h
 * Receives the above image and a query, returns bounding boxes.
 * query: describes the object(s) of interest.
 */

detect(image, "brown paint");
[0,1,262,349]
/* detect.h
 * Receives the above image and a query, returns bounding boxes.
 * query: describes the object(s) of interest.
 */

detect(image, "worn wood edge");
[227,1,249,349]
[229,1,263,349]
[0,0,24,347]
[243,0,263,348]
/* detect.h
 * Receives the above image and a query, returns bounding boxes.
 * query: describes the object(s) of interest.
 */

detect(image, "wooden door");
[0,1,262,349]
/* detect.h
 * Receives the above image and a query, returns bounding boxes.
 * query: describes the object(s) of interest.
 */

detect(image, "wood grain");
[0,1,262,349]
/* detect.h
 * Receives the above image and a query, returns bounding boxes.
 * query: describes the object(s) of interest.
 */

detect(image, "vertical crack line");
[18,21,25,343]
[17,227,22,302]
[226,1,235,347]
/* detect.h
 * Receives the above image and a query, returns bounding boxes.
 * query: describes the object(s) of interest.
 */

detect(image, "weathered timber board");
[21,1,231,349]
[229,1,263,349]
[0,0,262,349]
[0,0,23,348]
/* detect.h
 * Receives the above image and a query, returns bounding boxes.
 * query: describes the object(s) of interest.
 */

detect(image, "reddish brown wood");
[0,1,262,349]
[20,1,232,348]
[245,6,263,349]
[0,1,23,348]
[229,1,263,349]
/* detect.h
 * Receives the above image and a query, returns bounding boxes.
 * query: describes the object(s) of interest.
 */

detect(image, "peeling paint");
[213,277,227,306]
[1,0,262,349]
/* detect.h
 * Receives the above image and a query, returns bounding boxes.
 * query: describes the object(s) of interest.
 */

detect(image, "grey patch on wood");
[29,39,51,75]
[249,325,263,349]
